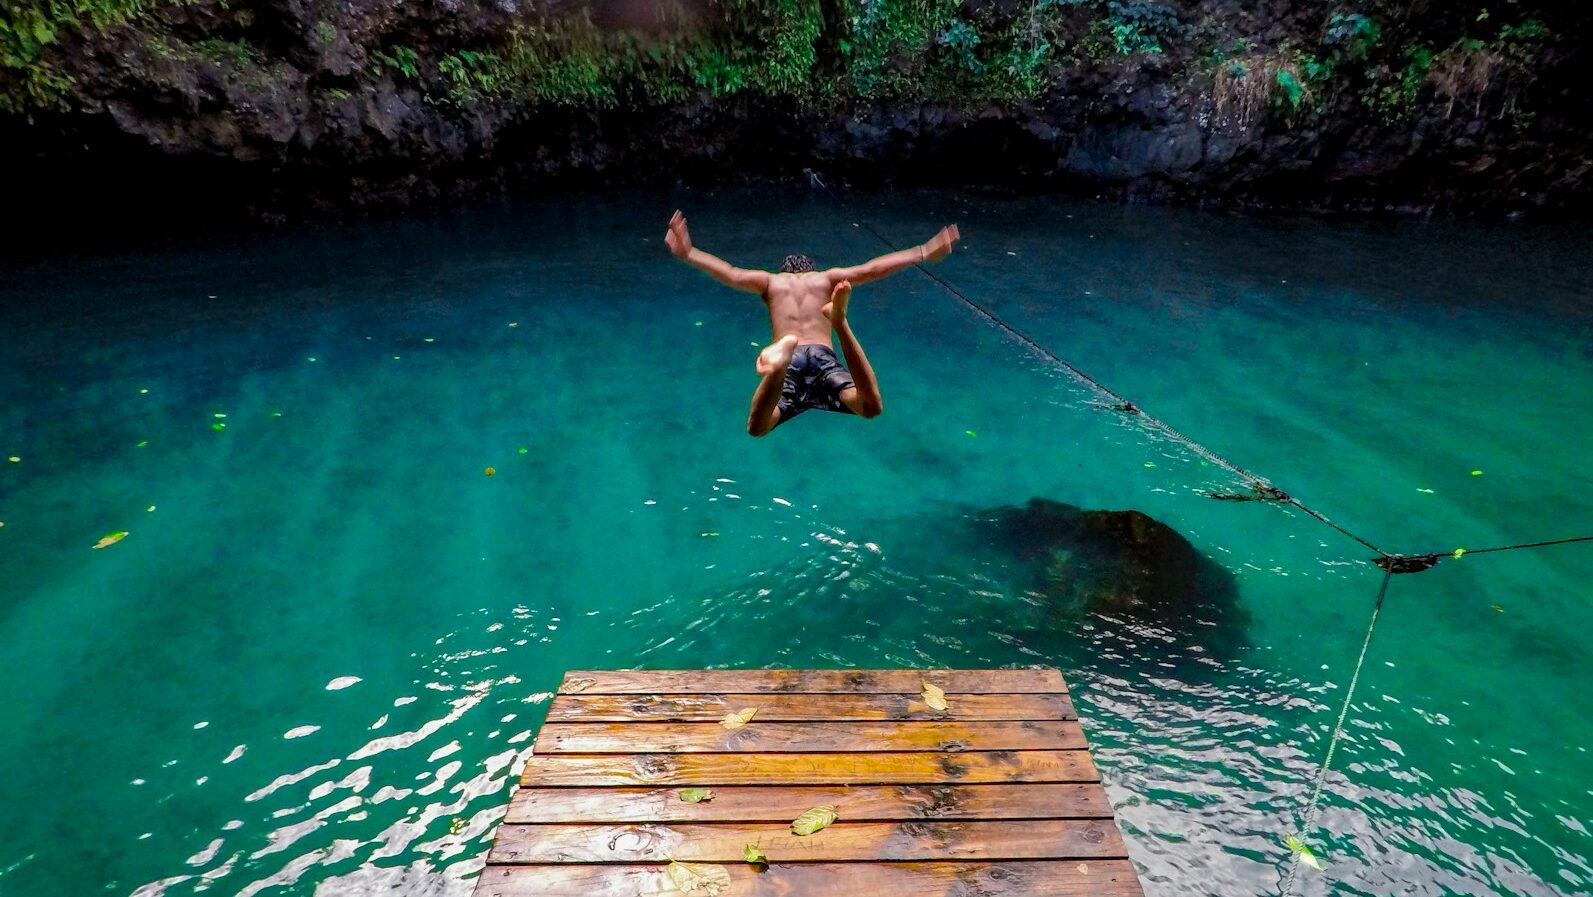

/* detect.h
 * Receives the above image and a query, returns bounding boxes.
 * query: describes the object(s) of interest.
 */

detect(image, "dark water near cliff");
[1,189,1589,896]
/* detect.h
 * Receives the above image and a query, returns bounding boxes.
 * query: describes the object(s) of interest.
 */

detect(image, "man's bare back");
[666,210,959,436]
[763,271,842,345]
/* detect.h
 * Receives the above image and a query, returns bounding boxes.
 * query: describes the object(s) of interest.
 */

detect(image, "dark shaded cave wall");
[3,0,1589,219]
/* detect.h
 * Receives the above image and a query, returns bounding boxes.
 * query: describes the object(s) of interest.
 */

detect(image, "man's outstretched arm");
[826,224,960,286]
[666,210,771,295]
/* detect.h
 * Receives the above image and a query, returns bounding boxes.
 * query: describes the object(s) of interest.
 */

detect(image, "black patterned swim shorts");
[776,343,856,424]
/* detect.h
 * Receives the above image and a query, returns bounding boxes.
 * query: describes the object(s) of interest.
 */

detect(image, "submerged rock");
[975,498,1246,634]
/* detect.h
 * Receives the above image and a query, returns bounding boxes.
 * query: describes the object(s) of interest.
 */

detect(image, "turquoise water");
[1,189,1589,897]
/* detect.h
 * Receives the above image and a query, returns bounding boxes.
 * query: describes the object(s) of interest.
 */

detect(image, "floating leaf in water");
[666,859,730,897]
[94,531,129,549]
[448,816,465,834]
[1452,548,1466,558]
[701,531,719,538]
[563,677,597,693]
[212,423,226,431]
[790,805,837,836]
[1491,604,1504,613]
[1416,487,1433,493]
[484,467,495,477]
[7,456,19,463]
[213,413,226,419]
[518,447,528,454]
[921,681,949,712]
[1283,835,1324,870]
[147,506,156,513]
[136,440,148,448]
[679,788,714,803]
[720,707,757,730]
[1143,461,1156,468]
[743,843,767,866]
[1471,470,1483,476]
[965,430,976,437]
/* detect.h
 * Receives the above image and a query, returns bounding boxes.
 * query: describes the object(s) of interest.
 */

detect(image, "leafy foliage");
[0,0,1568,143]
[1,0,152,110]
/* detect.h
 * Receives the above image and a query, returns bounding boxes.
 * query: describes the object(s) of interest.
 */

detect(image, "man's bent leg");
[824,282,883,418]
[748,335,798,437]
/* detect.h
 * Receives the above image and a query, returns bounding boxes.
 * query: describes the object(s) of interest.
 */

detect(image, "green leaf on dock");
[665,859,730,896]
[742,843,767,865]
[679,788,714,803]
[790,804,837,836]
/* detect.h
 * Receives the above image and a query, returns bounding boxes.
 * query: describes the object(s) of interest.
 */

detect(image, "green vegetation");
[0,0,1567,139]
[191,37,254,64]
[1,0,152,111]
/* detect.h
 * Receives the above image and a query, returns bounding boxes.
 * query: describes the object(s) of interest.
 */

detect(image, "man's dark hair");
[779,254,816,274]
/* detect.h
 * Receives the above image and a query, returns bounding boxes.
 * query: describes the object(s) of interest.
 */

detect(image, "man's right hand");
[665,210,693,259]
[923,224,960,262]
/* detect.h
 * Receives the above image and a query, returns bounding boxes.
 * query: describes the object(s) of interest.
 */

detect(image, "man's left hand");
[923,224,960,262]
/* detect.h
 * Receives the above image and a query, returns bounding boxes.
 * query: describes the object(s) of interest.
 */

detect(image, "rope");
[804,169,1394,558]
[1445,534,1593,557]
[797,171,1593,894]
[1281,566,1394,897]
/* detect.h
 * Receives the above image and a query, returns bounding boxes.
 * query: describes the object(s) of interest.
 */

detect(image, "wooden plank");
[507,783,1114,823]
[474,860,1146,897]
[559,668,1065,695]
[533,720,1085,753]
[518,750,1097,787]
[546,692,1076,723]
[488,819,1128,863]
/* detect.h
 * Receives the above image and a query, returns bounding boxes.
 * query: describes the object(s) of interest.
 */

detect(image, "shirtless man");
[665,210,960,436]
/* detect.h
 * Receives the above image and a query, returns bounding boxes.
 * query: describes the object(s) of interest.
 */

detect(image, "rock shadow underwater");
[966,497,1250,661]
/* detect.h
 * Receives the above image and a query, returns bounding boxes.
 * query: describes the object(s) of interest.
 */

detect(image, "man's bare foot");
[822,280,852,327]
[756,334,799,376]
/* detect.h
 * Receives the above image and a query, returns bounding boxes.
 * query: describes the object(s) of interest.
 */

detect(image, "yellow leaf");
[666,859,731,896]
[93,531,129,550]
[921,681,949,712]
[720,707,758,730]
[790,804,837,836]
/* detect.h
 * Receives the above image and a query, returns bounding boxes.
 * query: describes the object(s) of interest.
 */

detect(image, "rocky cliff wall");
[3,0,1588,218]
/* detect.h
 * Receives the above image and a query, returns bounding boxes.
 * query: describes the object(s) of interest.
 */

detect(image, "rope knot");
[1373,553,1441,574]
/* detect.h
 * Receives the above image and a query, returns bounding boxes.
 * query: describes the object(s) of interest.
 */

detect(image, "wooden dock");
[476,668,1145,897]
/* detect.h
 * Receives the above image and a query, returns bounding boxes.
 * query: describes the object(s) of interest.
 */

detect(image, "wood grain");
[474,860,1146,897]
[533,720,1085,753]
[518,750,1097,787]
[475,669,1145,897]
[558,669,1066,695]
[488,819,1129,863]
[545,692,1076,723]
[507,783,1114,823]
